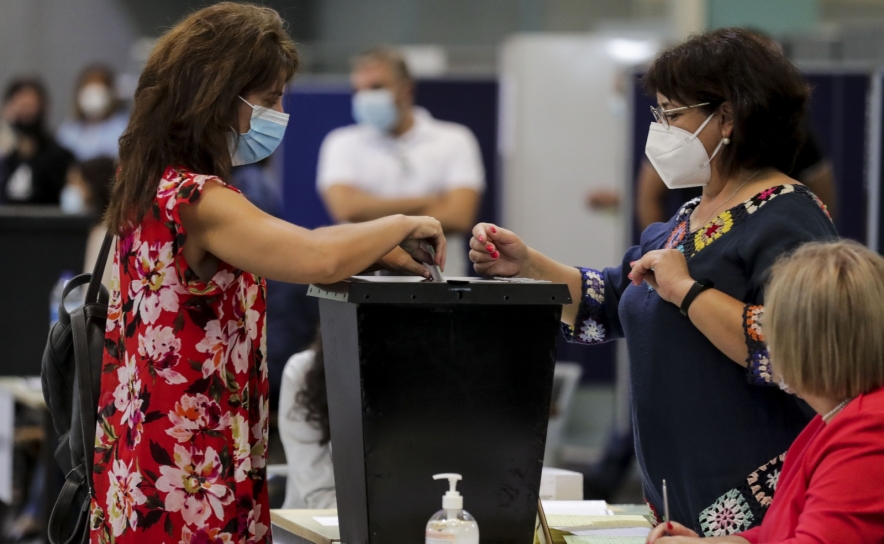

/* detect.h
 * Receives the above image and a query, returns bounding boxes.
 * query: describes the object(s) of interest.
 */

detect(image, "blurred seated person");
[318,47,484,276]
[63,156,115,284]
[0,77,74,205]
[278,332,336,509]
[648,240,884,543]
[57,64,129,161]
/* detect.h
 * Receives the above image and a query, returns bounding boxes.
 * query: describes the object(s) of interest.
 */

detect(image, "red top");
[90,167,270,543]
[739,386,884,543]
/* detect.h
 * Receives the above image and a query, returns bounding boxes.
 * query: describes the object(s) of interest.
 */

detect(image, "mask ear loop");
[687,110,727,168]
[702,137,727,168]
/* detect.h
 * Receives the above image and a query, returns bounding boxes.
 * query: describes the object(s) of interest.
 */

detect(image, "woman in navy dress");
[471,28,837,536]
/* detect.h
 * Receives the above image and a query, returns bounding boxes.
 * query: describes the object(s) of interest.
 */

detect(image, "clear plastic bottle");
[425,473,479,544]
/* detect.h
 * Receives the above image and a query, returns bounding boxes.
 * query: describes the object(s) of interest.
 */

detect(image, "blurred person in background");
[63,156,116,283]
[278,331,336,509]
[57,64,129,161]
[318,47,484,276]
[648,240,884,543]
[471,29,837,535]
[93,4,444,542]
[0,78,74,205]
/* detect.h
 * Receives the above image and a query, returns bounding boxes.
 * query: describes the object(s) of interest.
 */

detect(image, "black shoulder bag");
[41,233,114,544]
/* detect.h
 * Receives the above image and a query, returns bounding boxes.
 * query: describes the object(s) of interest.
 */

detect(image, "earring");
[722,137,731,145]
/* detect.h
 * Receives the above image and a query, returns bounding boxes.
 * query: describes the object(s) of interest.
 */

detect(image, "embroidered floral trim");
[699,489,754,536]
[746,453,786,507]
[646,499,662,526]
[698,452,786,536]
[693,210,734,252]
[665,221,688,250]
[669,184,824,259]
[562,267,608,344]
[743,304,774,385]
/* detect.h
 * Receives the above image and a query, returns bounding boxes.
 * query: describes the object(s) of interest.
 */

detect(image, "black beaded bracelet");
[680,279,714,317]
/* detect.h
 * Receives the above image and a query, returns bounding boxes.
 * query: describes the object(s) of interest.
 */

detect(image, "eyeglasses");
[650,102,711,129]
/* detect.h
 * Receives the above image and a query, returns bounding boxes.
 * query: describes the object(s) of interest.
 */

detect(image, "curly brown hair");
[105,2,299,234]
[295,331,330,446]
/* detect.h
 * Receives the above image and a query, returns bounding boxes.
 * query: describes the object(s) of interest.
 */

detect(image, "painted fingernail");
[478,235,485,243]
[486,244,494,252]
[491,251,499,259]
[491,227,497,233]
[668,522,673,531]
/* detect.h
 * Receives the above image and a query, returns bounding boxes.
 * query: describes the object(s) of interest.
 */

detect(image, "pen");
[663,479,670,535]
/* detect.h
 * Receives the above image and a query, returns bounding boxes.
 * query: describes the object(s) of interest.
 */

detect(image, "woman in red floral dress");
[91,4,445,543]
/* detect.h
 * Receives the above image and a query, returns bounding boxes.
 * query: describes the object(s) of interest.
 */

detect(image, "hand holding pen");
[645,479,701,543]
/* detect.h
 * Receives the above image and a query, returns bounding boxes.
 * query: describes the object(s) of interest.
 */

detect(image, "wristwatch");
[680,279,714,317]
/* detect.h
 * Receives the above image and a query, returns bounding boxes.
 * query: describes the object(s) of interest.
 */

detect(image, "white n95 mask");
[352,89,399,133]
[645,112,725,189]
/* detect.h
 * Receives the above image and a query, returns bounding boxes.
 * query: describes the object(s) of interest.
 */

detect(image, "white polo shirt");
[317,107,485,276]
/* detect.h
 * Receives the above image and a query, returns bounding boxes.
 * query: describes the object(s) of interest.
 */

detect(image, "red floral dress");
[90,167,270,544]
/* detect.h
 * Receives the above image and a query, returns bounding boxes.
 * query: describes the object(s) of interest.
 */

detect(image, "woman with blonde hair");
[648,239,884,543]
[90,4,444,543]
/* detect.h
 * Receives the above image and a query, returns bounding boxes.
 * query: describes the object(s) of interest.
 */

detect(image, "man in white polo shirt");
[317,47,485,277]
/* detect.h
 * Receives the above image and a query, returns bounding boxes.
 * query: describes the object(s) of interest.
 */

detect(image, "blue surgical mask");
[352,89,399,133]
[230,96,289,166]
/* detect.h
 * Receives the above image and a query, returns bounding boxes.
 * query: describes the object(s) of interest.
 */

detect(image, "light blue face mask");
[352,89,399,133]
[230,96,289,166]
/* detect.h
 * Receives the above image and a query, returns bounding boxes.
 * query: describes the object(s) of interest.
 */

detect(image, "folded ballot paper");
[536,501,652,544]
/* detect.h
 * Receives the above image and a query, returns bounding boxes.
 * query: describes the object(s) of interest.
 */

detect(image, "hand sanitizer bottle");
[425,473,479,544]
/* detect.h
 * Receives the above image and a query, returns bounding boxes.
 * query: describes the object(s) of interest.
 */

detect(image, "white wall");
[0,0,137,128]
[499,34,632,270]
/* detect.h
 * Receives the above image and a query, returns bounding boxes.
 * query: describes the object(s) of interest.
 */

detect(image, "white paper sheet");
[313,516,339,527]
[541,500,610,516]
[570,527,651,537]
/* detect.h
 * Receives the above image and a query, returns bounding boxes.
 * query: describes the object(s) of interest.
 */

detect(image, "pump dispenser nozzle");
[433,473,464,510]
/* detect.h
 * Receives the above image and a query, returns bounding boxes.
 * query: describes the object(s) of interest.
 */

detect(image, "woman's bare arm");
[180,181,444,285]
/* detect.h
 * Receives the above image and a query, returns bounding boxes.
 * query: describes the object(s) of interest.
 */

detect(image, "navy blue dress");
[566,184,837,535]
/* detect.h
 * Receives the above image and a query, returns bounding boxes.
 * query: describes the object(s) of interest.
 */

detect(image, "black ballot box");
[308,276,571,544]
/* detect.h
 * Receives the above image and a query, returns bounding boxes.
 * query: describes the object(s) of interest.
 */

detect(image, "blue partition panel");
[281,88,353,229]
[629,70,872,244]
[804,72,870,243]
[876,72,884,253]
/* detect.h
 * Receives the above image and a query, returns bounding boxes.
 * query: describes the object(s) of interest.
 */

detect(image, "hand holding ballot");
[398,215,447,271]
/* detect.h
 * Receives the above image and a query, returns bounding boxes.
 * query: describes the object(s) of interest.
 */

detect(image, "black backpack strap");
[47,464,89,544]
[70,311,97,496]
[84,233,114,305]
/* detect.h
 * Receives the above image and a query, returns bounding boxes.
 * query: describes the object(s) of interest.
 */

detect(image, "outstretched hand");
[469,223,529,277]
